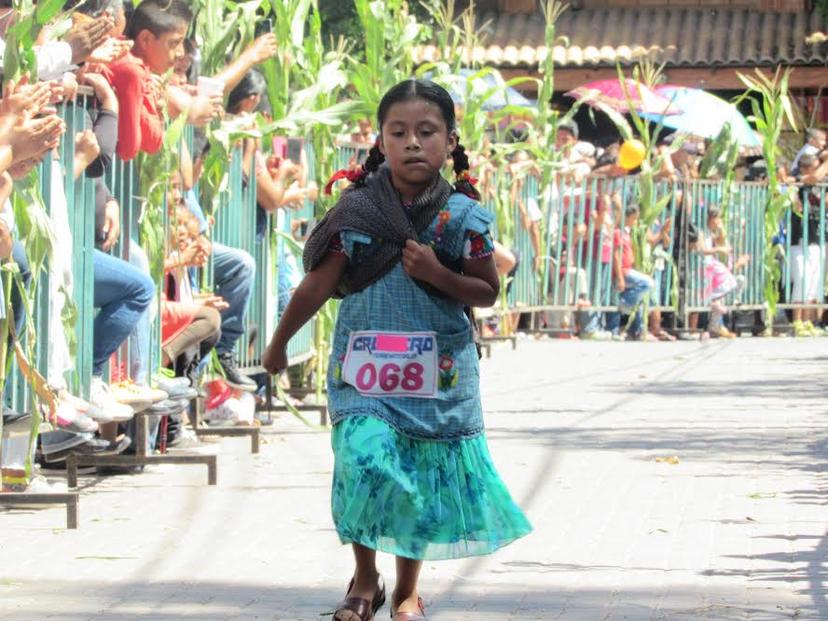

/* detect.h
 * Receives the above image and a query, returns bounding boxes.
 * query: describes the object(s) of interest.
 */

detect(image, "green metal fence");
[13,133,828,418]
[210,141,315,371]
[331,144,828,323]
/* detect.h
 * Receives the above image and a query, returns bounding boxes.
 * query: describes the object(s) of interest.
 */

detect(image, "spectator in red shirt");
[104,0,192,160]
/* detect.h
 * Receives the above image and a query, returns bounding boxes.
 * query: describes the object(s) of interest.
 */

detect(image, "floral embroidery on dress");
[328,233,345,255]
[438,353,459,390]
[331,416,533,560]
[430,206,452,248]
[463,231,495,260]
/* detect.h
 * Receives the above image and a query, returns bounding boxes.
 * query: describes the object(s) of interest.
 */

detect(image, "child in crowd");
[263,79,531,621]
[611,204,654,340]
[161,188,224,383]
[104,0,220,161]
[690,208,749,339]
[648,216,676,341]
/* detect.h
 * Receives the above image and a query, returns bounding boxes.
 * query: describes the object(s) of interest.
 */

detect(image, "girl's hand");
[402,240,443,284]
[262,342,288,375]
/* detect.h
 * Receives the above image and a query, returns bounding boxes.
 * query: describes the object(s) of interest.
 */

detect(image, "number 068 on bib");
[341,331,439,399]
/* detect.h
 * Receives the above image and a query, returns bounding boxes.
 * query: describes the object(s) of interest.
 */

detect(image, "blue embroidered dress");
[327,192,532,560]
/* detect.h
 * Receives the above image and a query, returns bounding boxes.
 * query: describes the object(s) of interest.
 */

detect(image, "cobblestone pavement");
[2,338,827,620]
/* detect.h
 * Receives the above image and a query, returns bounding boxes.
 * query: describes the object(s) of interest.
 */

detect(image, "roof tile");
[411,8,828,68]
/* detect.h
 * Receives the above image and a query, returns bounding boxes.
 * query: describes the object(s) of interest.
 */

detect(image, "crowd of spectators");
[0,0,319,484]
[465,119,828,342]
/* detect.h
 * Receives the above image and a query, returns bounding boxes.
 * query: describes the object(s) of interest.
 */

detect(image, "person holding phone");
[226,70,312,232]
[212,25,279,97]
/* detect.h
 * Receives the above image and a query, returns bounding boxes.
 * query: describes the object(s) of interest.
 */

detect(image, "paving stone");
[1,338,827,620]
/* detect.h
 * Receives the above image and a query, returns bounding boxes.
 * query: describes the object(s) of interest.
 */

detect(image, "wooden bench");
[0,491,79,529]
[66,411,217,488]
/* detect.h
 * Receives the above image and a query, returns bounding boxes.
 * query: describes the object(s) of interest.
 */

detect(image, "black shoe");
[217,352,257,393]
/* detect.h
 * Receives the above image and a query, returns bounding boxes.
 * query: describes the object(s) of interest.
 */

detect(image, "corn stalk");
[0,0,64,483]
[520,1,574,313]
[349,0,427,115]
[735,67,798,325]
[194,0,261,76]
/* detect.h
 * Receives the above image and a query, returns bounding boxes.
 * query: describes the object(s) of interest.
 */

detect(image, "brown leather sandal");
[390,596,426,620]
[332,575,386,621]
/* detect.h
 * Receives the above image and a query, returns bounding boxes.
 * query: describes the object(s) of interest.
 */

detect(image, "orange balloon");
[618,139,646,171]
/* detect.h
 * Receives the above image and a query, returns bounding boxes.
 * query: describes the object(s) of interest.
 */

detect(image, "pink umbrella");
[566,79,681,116]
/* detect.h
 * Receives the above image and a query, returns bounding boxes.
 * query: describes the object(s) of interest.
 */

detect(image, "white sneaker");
[109,380,168,412]
[54,401,100,433]
[27,475,68,494]
[89,377,134,422]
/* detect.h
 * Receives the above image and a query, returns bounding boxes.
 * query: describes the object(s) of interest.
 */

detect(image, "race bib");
[342,331,438,399]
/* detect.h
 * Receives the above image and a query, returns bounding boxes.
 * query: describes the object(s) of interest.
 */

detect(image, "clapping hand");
[87,37,132,65]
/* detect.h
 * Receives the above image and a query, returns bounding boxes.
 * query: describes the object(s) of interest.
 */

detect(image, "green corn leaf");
[34,0,64,25]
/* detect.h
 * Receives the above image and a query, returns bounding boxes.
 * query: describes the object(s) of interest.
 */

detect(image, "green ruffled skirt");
[331,416,532,561]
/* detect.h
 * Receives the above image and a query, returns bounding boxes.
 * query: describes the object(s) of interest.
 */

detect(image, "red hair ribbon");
[324,166,366,195]
[457,170,478,186]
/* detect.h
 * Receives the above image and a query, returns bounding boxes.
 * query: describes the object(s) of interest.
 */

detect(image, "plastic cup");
[197,76,226,98]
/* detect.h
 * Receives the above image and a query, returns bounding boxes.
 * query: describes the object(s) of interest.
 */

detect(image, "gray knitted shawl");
[303,165,453,298]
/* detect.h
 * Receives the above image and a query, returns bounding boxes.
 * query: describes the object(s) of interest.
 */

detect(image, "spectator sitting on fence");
[228,69,319,321]
[790,154,827,337]
[792,128,827,176]
[689,208,749,339]
[179,132,259,393]
[510,168,543,273]
[574,187,616,341]
[162,192,225,387]
[609,204,654,340]
[72,63,169,416]
[647,216,676,341]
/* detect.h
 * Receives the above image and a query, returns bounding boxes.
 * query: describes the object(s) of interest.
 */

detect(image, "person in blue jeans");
[610,205,654,340]
[92,249,155,417]
[183,185,257,391]
[212,242,256,390]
